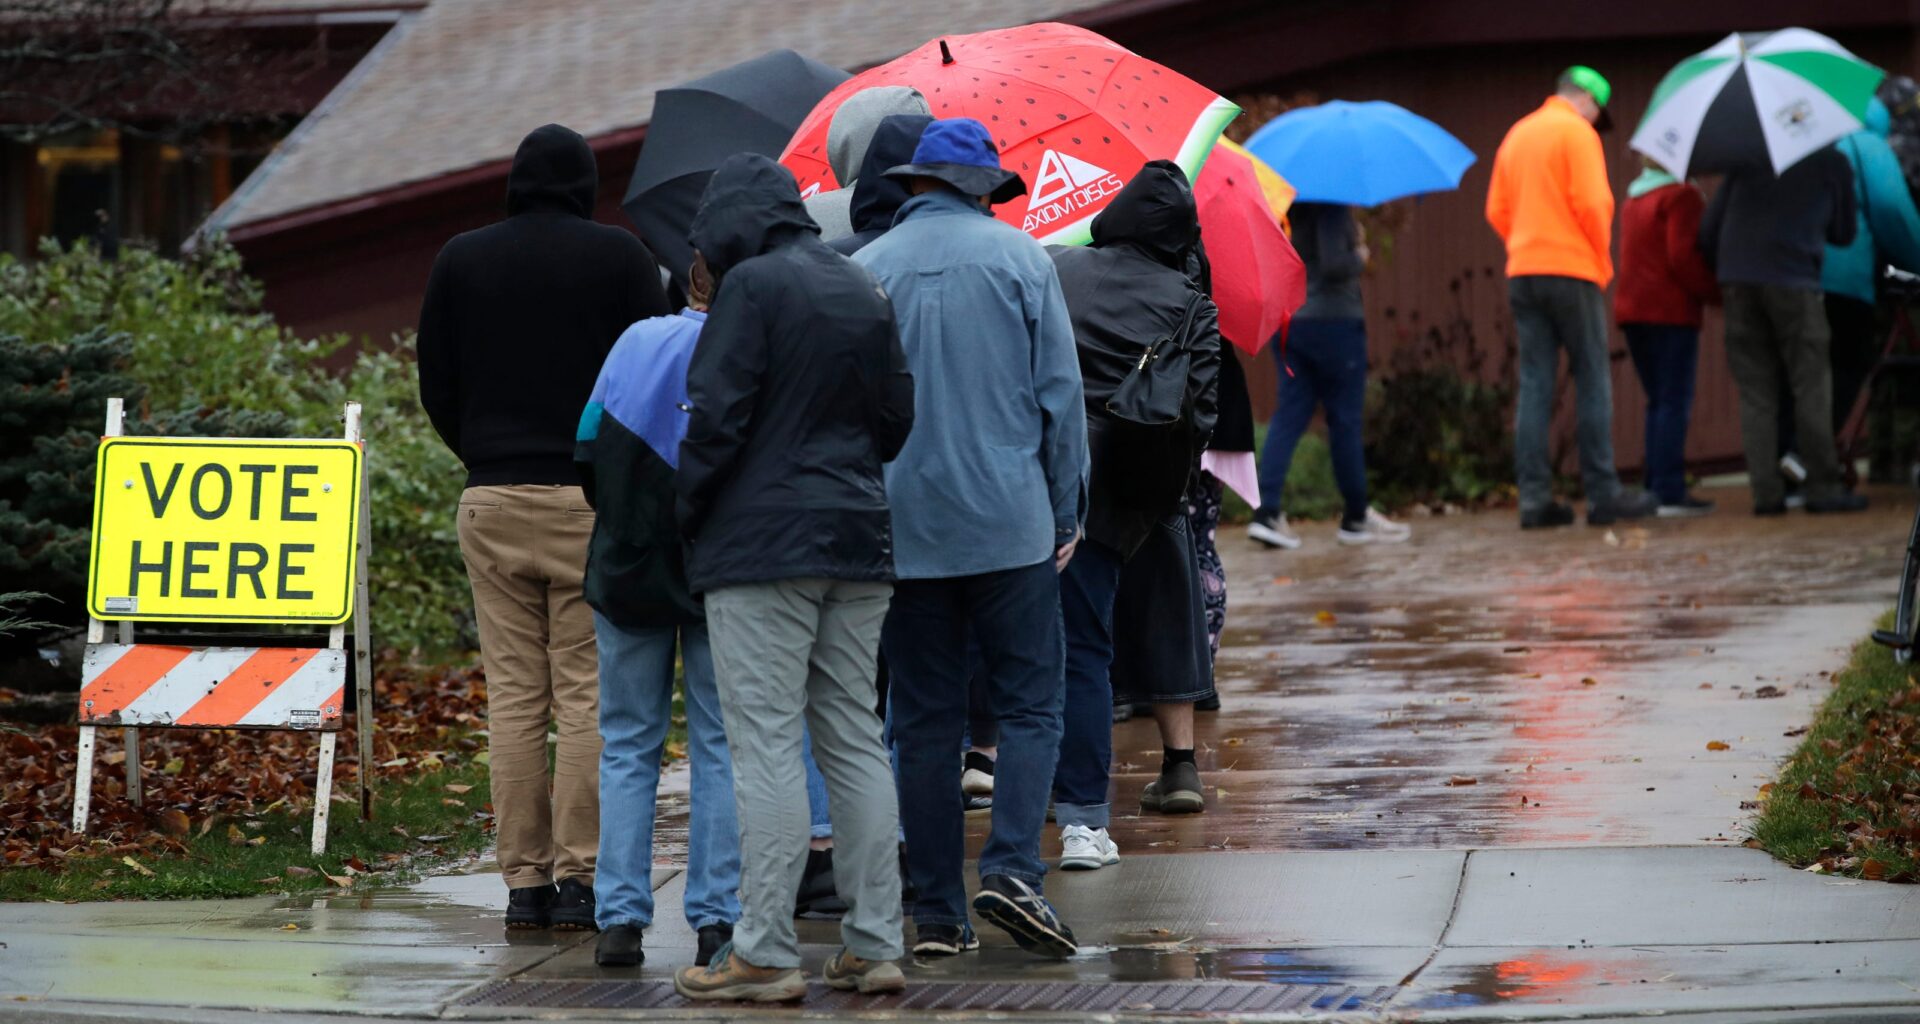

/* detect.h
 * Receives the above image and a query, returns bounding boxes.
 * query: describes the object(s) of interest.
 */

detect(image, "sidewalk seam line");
[1395,847,1472,989]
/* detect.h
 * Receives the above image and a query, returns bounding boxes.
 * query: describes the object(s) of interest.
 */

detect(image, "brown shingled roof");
[216,0,1119,228]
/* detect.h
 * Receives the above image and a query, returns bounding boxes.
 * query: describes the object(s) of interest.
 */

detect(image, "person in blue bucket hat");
[855,117,1089,961]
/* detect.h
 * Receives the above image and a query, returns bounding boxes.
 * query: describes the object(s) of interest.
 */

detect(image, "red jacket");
[1615,181,1718,327]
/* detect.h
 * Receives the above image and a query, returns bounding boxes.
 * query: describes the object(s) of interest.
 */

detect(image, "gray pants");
[1510,275,1621,512]
[1723,283,1841,507]
[705,578,902,967]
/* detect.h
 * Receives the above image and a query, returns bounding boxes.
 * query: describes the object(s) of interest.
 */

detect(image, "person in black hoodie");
[1046,160,1221,871]
[671,154,914,1003]
[417,123,669,932]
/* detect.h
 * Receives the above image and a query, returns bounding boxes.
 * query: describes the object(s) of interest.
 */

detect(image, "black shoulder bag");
[1102,293,1203,510]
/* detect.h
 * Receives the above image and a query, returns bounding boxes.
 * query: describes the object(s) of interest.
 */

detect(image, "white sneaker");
[1338,507,1411,546]
[961,766,994,797]
[1058,825,1119,871]
[1247,513,1302,550]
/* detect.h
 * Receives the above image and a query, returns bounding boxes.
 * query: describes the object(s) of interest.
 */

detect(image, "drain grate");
[450,979,1398,1016]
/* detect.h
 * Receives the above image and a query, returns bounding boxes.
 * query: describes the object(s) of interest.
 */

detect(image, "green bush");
[0,240,470,658]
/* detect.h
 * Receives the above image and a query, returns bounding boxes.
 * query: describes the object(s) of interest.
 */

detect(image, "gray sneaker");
[1588,490,1658,526]
[1140,761,1205,814]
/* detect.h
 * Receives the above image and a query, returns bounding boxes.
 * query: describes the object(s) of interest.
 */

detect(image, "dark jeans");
[1256,317,1369,525]
[1510,275,1620,512]
[884,560,1064,927]
[1723,283,1841,506]
[1623,323,1700,505]
[1052,539,1124,830]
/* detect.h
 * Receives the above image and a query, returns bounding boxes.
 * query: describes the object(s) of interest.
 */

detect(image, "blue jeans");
[1257,317,1370,525]
[1053,539,1124,829]
[802,738,833,840]
[591,614,740,932]
[1623,323,1699,505]
[885,560,1064,926]
[1510,276,1620,511]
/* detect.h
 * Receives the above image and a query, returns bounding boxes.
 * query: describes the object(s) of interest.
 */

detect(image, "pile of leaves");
[1751,624,1920,882]
[0,657,495,898]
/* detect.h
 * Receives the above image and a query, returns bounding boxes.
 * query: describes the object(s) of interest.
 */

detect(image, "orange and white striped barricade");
[73,400,374,855]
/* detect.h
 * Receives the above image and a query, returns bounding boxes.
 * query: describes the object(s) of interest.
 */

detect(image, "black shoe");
[1140,760,1206,814]
[595,923,644,967]
[550,877,597,931]
[1806,492,1869,514]
[795,847,846,917]
[1656,495,1716,518]
[972,874,1077,959]
[695,923,733,967]
[1588,490,1658,526]
[912,922,980,958]
[1754,501,1789,517]
[505,883,557,930]
[1520,502,1576,529]
[1194,693,1221,712]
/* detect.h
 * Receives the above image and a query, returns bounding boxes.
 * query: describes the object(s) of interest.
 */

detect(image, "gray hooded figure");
[801,86,931,241]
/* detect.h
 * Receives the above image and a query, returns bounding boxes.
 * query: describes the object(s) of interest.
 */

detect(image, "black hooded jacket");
[676,153,914,593]
[827,113,932,255]
[1049,160,1222,558]
[418,123,670,487]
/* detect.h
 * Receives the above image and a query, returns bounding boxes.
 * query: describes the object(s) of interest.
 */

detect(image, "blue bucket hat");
[883,117,1027,204]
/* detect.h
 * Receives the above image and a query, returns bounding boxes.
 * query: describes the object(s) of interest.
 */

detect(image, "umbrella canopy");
[1218,137,1295,229]
[1194,142,1304,354]
[624,49,848,289]
[1243,100,1475,207]
[1631,28,1884,177]
[780,22,1239,246]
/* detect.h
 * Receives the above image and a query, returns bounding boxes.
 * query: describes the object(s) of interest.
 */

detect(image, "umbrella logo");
[799,181,822,199]
[1023,150,1125,233]
[1774,99,1814,136]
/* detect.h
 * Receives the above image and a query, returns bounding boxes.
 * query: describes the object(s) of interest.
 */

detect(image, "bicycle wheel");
[1896,504,1920,664]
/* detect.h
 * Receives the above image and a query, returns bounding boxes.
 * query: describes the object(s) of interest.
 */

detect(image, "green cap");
[1564,65,1611,107]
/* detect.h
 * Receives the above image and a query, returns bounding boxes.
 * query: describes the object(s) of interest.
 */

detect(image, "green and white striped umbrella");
[1631,28,1884,178]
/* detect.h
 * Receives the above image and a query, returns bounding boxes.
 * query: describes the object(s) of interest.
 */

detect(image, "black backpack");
[1101,293,1204,510]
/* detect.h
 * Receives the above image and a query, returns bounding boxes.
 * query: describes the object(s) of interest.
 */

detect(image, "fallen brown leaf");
[1447,776,1478,786]
[155,809,190,837]
[120,856,154,877]
[1313,610,1337,626]
[444,783,473,795]
[1706,741,1731,751]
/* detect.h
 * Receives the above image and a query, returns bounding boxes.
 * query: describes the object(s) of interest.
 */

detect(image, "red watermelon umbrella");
[780,22,1239,246]
[1195,141,1305,355]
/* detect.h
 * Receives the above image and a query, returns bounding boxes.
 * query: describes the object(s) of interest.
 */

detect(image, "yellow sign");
[87,438,362,623]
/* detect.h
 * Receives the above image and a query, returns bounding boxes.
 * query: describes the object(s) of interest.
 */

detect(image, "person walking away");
[854,117,1088,960]
[1250,202,1410,547]
[671,154,914,1002]
[791,111,936,918]
[574,256,738,969]
[1699,145,1863,514]
[1823,99,1920,460]
[1615,158,1720,516]
[1487,67,1657,529]
[418,123,669,930]
[804,86,932,242]
[1047,161,1220,868]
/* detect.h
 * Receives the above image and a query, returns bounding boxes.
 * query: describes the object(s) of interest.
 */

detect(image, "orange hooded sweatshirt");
[1486,96,1614,286]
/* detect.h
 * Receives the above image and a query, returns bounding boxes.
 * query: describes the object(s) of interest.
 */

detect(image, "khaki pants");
[457,484,601,888]
[1722,284,1841,507]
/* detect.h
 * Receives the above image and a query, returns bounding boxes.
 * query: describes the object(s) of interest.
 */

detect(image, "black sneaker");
[972,874,1077,959]
[912,922,980,958]
[1140,760,1206,814]
[1520,502,1576,529]
[551,877,597,931]
[505,882,556,930]
[1588,490,1658,526]
[696,923,733,967]
[595,923,643,966]
[795,847,846,917]
[1806,492,1869,514]
[1656,495,1716,518]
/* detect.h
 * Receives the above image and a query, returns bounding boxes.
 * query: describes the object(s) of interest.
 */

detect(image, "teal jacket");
[1825,100,1920,304]
[853,188,1087,579]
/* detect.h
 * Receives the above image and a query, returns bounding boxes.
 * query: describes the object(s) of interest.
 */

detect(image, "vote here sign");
[87,437,363,623]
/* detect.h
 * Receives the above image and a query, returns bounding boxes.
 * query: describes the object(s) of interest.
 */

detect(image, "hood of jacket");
[506,123,598,217]
[827,86,930,184]
[690,153,819,279]
[1089,159,1197,269]
[846,114,934,236]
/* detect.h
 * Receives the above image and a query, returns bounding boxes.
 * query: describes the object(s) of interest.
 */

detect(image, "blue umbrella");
[1243,100,1475,206]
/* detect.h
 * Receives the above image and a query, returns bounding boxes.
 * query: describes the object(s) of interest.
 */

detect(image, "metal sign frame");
[70,399,376,855]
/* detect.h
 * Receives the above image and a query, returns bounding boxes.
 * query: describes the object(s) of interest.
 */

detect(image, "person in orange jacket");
[1487,66,1657,530]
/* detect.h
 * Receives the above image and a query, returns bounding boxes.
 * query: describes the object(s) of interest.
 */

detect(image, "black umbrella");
[623,49,849,289]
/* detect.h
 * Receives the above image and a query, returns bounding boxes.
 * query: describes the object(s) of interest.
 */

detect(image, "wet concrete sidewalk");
[4,483,1918,1022]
